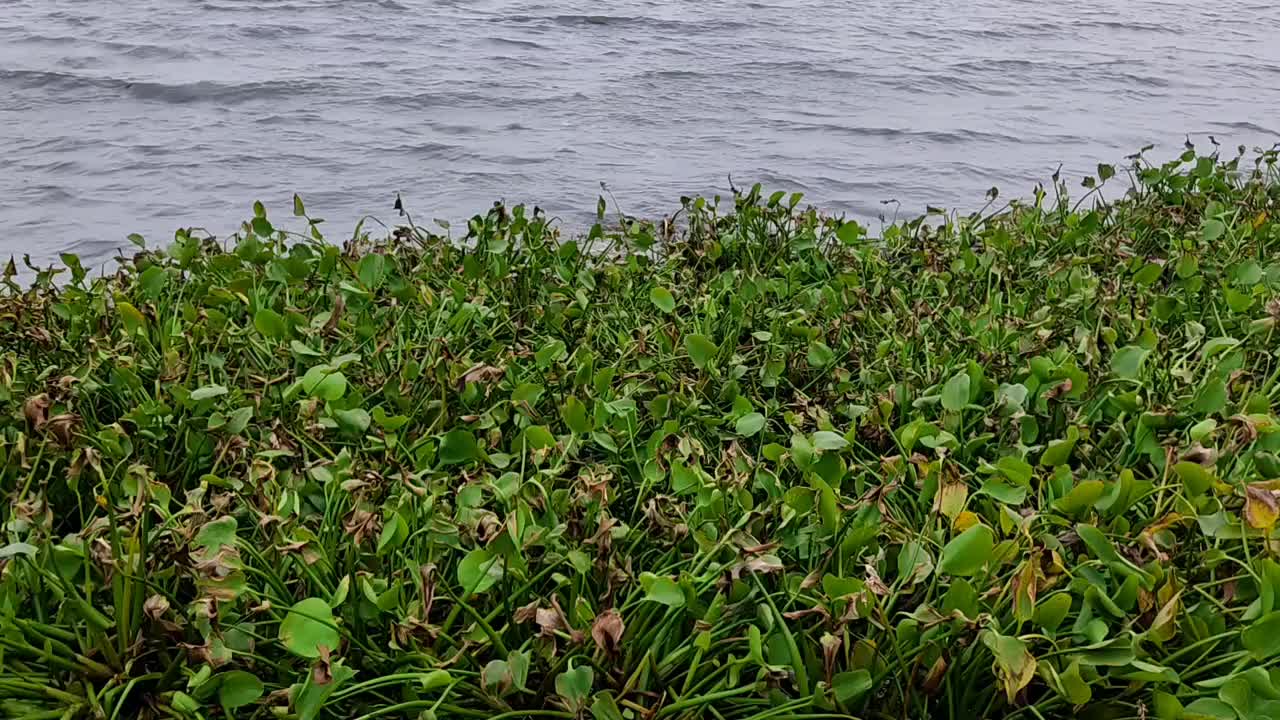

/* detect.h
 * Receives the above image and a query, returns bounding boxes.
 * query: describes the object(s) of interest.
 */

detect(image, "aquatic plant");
[3,144,1280,720]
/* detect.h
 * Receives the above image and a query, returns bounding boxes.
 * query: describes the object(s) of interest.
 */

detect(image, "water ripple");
[0,0,1278,265]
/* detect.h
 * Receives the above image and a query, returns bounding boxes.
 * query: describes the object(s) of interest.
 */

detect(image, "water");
[3,0,1279,266]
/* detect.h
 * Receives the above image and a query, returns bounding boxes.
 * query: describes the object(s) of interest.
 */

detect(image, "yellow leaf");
[1149,588,1182,643]
[1013,560,1039,623]
[1245,484,1279,530]
[935,480,969,521]
[954,510,980,532]
[982,631,1036,704]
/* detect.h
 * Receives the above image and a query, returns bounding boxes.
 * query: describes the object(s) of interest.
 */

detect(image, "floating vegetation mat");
[3,146,1280,720]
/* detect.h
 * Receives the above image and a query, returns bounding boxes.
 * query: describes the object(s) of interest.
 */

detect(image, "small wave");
[950,58,1040,73]
[499,13,749,33]
[12,33,198,61]
[1209,120,1278,135]
[487,37,547,50]
[0,69,324,104]
[765,119,1027,145]
[1071,19,1177,33]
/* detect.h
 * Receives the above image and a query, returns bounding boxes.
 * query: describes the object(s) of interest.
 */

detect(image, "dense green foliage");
[3,145,1280,720]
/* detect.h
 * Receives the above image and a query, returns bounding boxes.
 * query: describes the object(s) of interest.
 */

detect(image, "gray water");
[3,0,1279,266]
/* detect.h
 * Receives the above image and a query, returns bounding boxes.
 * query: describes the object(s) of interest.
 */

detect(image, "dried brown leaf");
[591,608,625,654]
[23,394,50,430]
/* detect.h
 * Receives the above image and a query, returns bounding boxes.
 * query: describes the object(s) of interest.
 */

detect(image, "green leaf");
[371,407,409,431]
[836,221,863,245]
[356,254,388,289]
[832,669,873,703]
[535,339,567,368]
[561,396,592,434]
[190,384,228,401]
[590,691,625,720]
[555,663,594,711]
[807,341,835,368]
[334,408,371,434]
[1111,345,1150,380]
[938,524,994,576]
[979,479,1027,505]
[1034,593,1072,632]
[139,265,168,299]
[639,573,685,607]
[0,543,36,560]
[1053,660,1092,704]
[253,308,287,339]
[194,516,237,550]
[982,630,1036,703]
[1174,461,1216,496]
[1194,378,1227,415]
[685,334,717,370]
[1244,611,1280,659]
[649,286,676,313]
[941,371,971,412]
[522,425,556,451]
[671,461,700,495]
[279,598,340,658]
[897,541,934,583]
[1183,698,1237,720]
[295,661,354,720]
[1152,692,1184,720]
[301,366,347,401]
[218,671,264,710]
[996,456,1034,486]
[440,429,480,465]
[457,548,505,595]
[251,216,273,237]
[1052,480,1106,515]
[813,430,848,451]
[1202,218,1226,243]
[511,383,544,406]
[1040,426,1079,467]
[293,194,306,217]
[1133,262,1164,286]
[1072,635,1136,666]
[224,406,253,435]
[736,412,766,437]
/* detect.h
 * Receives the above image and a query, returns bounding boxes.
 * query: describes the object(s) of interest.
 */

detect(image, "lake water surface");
[3,0,1279,265]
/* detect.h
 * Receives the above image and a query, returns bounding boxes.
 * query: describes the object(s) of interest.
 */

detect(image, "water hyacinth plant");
[2,144,1280,720]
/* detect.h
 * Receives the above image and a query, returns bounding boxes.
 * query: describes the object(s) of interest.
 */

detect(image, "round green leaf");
[440,429,480,465]
[938,524,994,577]
[807,341,835,368]
[457,548,505,595]
[736,412,766,437]
[194,516,237,550]
[639,572,685,607]
[649,286,676,313]
[334,408,371,434]
[219,670,264,710]
[253,308,287,339]
[813,431,848,451]
[301,366,347,401]
[685,334,717,370]
[1244,611,1280,659]
[941,371,970,412]
[1110,345,1150,380]
[279,598,339,659]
